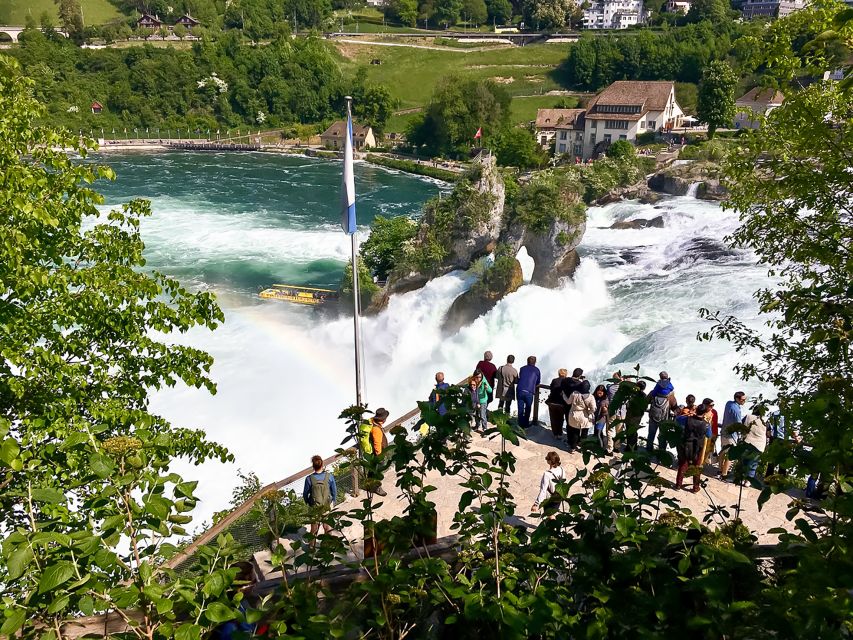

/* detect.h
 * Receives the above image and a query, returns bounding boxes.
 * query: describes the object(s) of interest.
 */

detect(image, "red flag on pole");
[474,127,482,140]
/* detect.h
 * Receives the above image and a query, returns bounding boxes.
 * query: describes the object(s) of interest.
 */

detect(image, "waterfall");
[686,182,700,198]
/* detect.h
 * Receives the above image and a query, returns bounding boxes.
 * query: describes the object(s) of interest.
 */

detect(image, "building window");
[591,120,598,129]
[558,143,566,153]
[540,136,547,145]
[575,132,583,140]
[590,134,596,146]
[560,131,567,140]
[605,119,629,129]
[573,144,583,155]
[640,121,646,129]
[604,134,612,143]
[619,134,627,140]
[648,121,656,130]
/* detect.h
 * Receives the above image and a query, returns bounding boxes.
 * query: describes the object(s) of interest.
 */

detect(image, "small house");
[137,14,163,29]
[320,121,376,150]
[734,87,785,129]
[175,14,201,28]
[535,108,586,154]
[90,101,103,115]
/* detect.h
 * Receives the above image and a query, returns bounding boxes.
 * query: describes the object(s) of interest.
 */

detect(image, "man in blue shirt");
[303,455,337,536]
[516,355,541,429]
[719,391,747,479]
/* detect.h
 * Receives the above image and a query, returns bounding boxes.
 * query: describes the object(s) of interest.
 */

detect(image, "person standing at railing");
[359,408,389,496]
[429,371,450,416]
[475,351,498,406]
[517,356,541,429]
[546,369,568,438]
[473,370,492,432]
[496,355,518,415]
[303,455,337,538]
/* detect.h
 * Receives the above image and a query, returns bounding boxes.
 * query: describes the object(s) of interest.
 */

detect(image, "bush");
[508,171,586,232]
[636,130,657,145]
[606,139,635,159]
[360,215,418,280]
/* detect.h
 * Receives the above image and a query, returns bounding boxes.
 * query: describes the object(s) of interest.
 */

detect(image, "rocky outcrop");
[596,183,661,205]
[610,215,664,230]
[648,161,727,201]
[504,217,584,288]
[441,257,523,335]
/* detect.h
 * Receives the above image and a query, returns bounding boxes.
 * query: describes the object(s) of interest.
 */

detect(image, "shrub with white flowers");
[256,111,266,124]
[66,105,79,113]
[197,72,228,94]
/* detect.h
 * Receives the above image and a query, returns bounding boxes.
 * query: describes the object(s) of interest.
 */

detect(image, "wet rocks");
[610,215,665,230]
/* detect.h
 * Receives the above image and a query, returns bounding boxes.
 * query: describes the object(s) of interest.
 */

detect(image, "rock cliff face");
[648,161,727,201]
[371,157,587,330]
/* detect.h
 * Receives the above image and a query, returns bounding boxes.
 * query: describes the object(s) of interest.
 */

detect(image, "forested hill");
[6,29,395,135]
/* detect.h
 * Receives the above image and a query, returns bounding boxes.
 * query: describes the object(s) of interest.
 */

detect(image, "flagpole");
[345,96,365,407]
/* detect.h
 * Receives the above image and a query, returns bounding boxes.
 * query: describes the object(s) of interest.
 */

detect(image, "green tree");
[686,0,729,23]
[360,215,418,280]
[486,0,513,23]
[697,59,736,138]
[386,0,420,26]
[462,0,488,25]
[493,126,547,169]
[407,76,511,157]
[606,138,635,159]
[54,0,84,43]
[434,0,463,26]
[522,0,576,29]
[173,23,188,39]
[0,56,244,638]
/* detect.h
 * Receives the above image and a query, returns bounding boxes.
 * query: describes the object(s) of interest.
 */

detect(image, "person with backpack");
[532,451,566,513]
[428,371,450,417]
[566,380,596,453]
[646,372,677,454]
[303,455,337,537]
[359,408,389,496]
[624,380,648,451]
[676,403,712,492]
[496,355,519,414]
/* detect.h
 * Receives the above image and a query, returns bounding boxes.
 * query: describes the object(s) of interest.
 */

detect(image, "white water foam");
[148,194,776,527]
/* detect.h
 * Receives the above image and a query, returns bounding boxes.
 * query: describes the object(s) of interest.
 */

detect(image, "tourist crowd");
[429,351,792,498]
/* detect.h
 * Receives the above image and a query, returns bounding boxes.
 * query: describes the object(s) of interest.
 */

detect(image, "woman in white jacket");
[742,405,769,479]
[532,451,565,513]
[566,379,596,453]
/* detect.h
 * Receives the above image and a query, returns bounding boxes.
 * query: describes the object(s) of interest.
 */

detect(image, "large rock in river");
[441,256,523,335]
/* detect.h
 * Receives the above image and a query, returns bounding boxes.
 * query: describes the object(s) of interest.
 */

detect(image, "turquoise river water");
[95,151,774,526]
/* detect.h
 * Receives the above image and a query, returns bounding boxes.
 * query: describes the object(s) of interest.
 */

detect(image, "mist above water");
[95,153,775,526]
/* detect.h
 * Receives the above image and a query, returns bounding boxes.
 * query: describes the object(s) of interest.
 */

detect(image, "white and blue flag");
[340,111,357,235]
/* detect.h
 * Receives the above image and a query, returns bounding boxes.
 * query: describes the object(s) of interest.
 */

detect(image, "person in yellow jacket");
[358,408,389,496]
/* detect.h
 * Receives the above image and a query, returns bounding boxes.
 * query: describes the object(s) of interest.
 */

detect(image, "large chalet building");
[536,80,685,160]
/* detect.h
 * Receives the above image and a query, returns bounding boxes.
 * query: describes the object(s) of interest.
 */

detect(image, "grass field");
[509,94,581,125]
[0,0,122,25]
[335,40,572,132]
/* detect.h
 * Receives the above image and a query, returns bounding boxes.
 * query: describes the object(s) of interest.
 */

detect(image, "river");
[95,151,773,526]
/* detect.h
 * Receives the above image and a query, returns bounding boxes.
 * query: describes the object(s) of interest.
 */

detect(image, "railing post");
[532,385,540,425]
[351,462,360,497]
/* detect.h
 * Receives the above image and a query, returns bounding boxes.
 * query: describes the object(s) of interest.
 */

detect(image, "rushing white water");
[147,193,775,527]
[97,154,773,526]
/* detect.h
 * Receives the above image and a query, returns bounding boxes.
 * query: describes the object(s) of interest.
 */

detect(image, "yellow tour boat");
[259,284,338,305]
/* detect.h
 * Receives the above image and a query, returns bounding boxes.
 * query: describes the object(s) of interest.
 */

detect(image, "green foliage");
[685,0,731,23]
[559,23,745,91]
[678,137,733,160]
[606,138,635,159]
[401,176,496,274]
[0,55,246,638]
[486,0,513,23]
[365,153,460,182]
[675,81,699,115]
[697,59,737,138]
[492,126,547,169]
[340,259,381,309]
[385,0,420,26]
[462,0,488,24]
[6,30,388,132]
[360,215,418,280]
[407,76,511,158]
[507,170,585,232]
[522,0,575,29]
[470,245,522,299]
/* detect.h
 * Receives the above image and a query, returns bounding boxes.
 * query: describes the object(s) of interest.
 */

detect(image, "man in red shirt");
[475,351,498,406]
